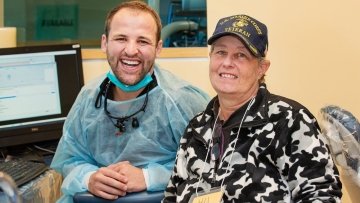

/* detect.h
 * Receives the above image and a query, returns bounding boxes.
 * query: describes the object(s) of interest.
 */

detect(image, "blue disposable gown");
[51,66,210,202]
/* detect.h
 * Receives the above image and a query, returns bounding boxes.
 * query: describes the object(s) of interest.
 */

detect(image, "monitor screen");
[0,44,84,148]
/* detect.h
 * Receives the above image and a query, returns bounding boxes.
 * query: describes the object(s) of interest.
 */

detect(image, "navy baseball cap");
[208,14,268,57]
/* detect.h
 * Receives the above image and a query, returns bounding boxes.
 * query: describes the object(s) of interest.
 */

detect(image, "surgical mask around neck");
[107,71,153,92]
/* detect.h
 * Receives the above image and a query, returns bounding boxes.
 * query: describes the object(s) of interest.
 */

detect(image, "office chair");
[73,190,164,203]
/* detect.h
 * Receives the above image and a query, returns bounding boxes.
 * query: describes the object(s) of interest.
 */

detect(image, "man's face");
[209,35,268,98]
[101,8,162,86]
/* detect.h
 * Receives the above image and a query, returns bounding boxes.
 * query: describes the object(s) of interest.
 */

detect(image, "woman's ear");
[259,59,270,76]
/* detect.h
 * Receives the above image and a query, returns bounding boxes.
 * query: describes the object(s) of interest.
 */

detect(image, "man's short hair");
[104,1,162,43]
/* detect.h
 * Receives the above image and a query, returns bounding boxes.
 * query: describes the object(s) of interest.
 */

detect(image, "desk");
[0,169,62,203]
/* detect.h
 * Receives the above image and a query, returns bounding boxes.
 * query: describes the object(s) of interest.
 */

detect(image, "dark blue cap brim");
[207,32,261,57]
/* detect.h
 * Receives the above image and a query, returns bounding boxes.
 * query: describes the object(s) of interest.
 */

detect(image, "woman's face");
[209,35,269,99]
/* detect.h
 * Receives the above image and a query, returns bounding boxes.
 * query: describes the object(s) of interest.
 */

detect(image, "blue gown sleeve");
[50,90,99,196]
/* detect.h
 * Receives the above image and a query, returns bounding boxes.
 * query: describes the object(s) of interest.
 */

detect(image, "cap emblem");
[232,19,248,28]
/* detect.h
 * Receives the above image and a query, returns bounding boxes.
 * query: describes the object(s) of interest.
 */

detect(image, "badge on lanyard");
[189,187,224,203]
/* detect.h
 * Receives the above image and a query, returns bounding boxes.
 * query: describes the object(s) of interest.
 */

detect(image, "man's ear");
[155,40,163,57]
[101,34,107,52]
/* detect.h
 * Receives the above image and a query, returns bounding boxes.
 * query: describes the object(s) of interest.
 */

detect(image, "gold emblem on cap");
[232,19,248,28]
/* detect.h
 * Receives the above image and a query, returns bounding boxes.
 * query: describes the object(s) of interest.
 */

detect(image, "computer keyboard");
[0,159,49,187]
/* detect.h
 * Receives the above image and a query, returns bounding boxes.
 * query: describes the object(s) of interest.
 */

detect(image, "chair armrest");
[73,190,164,203]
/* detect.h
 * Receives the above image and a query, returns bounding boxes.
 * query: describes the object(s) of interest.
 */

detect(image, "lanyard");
[194,97,256,197]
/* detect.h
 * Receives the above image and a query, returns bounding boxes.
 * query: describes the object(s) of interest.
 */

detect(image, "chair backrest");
[319,105,360,185]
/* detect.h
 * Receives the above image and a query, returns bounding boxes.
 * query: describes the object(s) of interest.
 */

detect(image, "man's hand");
[110,161,147,192]
[88,166,128,200]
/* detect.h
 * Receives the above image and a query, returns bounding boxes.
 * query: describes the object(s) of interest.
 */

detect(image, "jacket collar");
[191,83,270,138]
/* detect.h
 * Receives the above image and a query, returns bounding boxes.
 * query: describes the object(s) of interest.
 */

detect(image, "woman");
[163,14,342,203]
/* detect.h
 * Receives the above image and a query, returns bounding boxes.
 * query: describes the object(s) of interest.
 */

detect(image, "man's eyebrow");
[138,36,151,40]
[137,36,156,45]
[111,33,126,38]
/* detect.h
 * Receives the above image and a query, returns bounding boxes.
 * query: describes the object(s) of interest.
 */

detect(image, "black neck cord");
[103,81,150,133]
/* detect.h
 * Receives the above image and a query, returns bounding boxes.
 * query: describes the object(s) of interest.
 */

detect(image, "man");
[163,14,342,202]
[51,1,209,202]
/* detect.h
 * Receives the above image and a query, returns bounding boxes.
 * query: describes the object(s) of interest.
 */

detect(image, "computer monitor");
[0,44,84,148]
